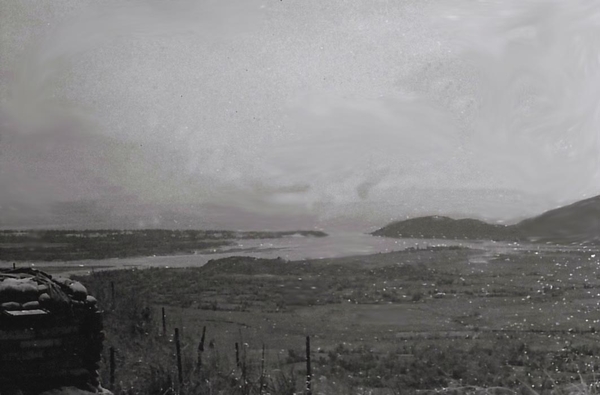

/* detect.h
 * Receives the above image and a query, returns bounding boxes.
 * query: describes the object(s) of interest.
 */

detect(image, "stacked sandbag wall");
[0,269,103,394]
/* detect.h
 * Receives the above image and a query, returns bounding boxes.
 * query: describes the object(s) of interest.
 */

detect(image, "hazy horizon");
[2,0,599,232]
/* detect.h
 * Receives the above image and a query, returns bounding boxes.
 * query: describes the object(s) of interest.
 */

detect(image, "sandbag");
[2,301,22,311]
[69,282,88,301]
[38,293,51,304]
[0,278,40,304]
[85,296,97,306]
[23,301,40,310]
[54,277,88,301]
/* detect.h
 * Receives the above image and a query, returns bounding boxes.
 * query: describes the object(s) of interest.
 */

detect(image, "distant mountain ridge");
[373,195,600,244]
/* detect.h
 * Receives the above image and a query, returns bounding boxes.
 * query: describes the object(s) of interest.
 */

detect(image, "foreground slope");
[516,195,600,244]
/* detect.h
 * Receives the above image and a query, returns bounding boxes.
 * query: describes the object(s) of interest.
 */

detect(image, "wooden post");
[242,357,247,392]
[260,344,266,394]
[110,281,115,309]
[306,336,312,395]
[200,326,206,351]
[109,347,115,388]
[235,342,240,368]
[175,328,183,386]
[197,326,206,368]
[162,307,167,336]
[12,263,15,269]
[241,341,247,390]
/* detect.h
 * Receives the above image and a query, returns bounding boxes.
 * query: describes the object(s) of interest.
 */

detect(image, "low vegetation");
[71,245,600,394]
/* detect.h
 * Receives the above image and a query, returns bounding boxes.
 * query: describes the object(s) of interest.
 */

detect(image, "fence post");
[197,326,206,369]
[175,328,183,386]
[235,342,240,368]
[162,307,167,336]
[110,281,115,309]
[306,336,312,395]
[109,346,115,389]
[260,343,266,394]
[242,340,249,391]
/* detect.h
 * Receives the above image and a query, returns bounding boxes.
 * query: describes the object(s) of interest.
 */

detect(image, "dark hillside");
[516,195,600,244]
[372,215,522,241]
[373,194,600,245]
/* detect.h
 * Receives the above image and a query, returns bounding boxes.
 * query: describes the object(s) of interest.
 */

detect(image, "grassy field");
[66,244,600,394]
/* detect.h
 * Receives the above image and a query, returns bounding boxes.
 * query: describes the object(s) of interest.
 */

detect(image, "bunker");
[0,268,104,394]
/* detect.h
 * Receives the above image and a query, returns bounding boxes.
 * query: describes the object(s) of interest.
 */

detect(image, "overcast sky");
[1,0,599,230]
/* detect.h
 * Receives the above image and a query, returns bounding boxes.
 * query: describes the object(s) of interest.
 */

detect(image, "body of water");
[4,232,593,276]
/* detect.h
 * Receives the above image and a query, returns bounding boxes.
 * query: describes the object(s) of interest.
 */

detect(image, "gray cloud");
[1,0,599,229]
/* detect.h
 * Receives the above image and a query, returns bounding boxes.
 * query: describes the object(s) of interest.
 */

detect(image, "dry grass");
[71,247,600,395]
